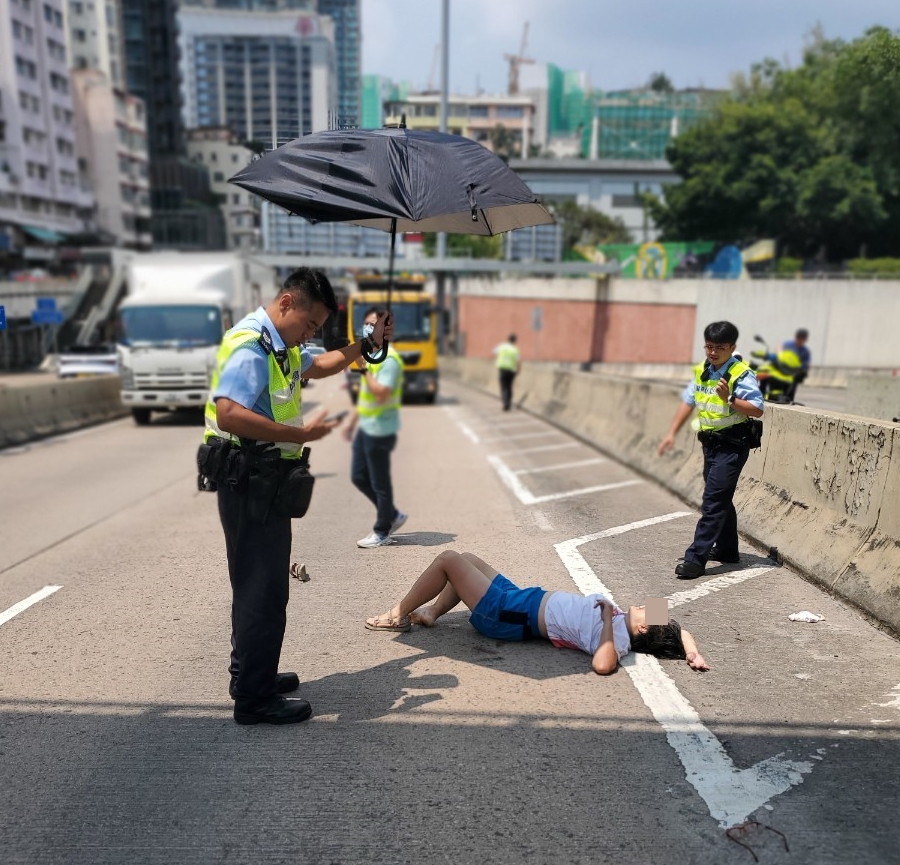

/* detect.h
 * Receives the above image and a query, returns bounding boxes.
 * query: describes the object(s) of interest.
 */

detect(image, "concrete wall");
[455,275,900,372]
[443,357,900,637]
[0,377,128,448]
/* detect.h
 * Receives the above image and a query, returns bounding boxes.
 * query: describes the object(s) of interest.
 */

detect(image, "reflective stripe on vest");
[204,327,305,458]
[693,359,752,432]
[772,347,803,379]
[357,347,404,418]
[496,342,519,371]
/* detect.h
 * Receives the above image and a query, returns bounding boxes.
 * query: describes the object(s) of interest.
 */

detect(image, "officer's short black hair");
[703,321,739,345]
[630,619,687,660]
[795,328,809,340]
[282,268,338,317]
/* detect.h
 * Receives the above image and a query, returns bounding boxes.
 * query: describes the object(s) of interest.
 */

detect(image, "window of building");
[213,171,224,182]
[469,106,489,117]
[72,1,83,13]
[495,106,525,119]
[232,193,240,204]
[74,28,86,42]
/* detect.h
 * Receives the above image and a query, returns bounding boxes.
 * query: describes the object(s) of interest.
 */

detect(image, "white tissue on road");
[789,611,824,622]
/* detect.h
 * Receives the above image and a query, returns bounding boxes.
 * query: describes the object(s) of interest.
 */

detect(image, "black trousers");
[350,429,397,537]
[684,439,750,566]
[499,369,517,410]
[217,483,292,701]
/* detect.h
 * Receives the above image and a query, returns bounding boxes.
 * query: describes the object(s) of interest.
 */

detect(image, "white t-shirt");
[543,592,631,659]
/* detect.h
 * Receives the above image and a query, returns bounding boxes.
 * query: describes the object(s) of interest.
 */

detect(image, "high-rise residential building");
[64,0,126,89]
[71,69,151,249]
[0,0,94,260]
[187,127,259,251]
[316,0,359,128]
[177,4,337,253]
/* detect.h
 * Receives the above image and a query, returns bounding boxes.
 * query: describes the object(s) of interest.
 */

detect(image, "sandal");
[365,613,411,633]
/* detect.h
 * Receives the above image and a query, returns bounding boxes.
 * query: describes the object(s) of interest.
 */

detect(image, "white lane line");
[514,458,606,475]
[532,510,554,531]
[481,431,563,443]
[0,586,63,627]
[495,443,580,456]
[554,515,816,828]
[488,454,640,505]
[668,567,775,608]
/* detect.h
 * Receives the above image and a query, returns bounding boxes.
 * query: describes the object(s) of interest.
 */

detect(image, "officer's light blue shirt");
[213,307,313,420]
[358,356,402,437]
[681,356,765,411]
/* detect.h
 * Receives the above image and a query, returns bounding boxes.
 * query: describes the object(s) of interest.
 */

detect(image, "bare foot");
[410,606,437,627]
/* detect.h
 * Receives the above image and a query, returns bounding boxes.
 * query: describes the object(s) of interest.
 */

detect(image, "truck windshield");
[352,302,430,342]
[119,305,223,347]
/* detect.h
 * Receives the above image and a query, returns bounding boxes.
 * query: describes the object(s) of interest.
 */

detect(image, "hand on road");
[687,652,710,672]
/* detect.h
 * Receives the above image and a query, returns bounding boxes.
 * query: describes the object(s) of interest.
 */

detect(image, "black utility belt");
[698,418,763,449]
[196,438,315,520]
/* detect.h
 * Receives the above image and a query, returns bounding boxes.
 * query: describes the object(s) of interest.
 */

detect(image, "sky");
[360,0,900,95]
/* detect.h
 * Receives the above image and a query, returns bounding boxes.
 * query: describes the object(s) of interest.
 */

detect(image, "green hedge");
[847,258,900,276]
[774,257,803,275]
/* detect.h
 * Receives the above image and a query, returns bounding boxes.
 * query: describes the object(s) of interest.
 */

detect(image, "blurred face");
[275,294,329,348]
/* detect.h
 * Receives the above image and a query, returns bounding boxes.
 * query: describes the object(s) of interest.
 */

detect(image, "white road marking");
[668,566,776,608]
[531,510,553,531]
[514,458,606,475]
[496,443,580,456]
[0,586,62,627]
[488,454,640,505]
[554,515,816,828]
[481,431,563,443]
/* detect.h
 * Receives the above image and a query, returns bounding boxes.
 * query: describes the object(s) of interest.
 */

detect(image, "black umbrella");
[229,125,554,361]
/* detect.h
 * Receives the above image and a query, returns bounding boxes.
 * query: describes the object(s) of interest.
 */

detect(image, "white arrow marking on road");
[0,585,62,627]
[555,515,816,828]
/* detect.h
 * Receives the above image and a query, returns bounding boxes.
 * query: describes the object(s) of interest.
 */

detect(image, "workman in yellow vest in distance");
[493,334,521,411]
[657,321,764,579]
[343,307,407,549]
[203,269,393,726]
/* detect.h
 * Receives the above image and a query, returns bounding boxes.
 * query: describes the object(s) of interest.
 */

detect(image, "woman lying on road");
[365,550,710,675]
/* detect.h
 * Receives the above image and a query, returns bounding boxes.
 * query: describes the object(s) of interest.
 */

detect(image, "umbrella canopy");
[229,127,554,236]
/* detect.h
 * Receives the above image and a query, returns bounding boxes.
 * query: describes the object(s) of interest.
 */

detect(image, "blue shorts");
[469,574,546,641]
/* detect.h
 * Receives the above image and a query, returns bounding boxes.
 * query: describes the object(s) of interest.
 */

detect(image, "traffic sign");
[31,309,64,325]
[36,297,57,311]
[0,305,6,330]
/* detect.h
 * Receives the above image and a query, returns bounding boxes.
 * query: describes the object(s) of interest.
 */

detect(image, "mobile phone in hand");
[324,410,349,424]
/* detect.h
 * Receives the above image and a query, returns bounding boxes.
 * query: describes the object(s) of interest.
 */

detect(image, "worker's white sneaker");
[357,532,394,549]
[389,511,408,535]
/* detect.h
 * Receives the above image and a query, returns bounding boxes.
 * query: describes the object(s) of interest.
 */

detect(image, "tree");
[488,125,519,162]
[648,72,674,93]
[650,27,900,259]
[421,232,503,259]
[550,200,631,250]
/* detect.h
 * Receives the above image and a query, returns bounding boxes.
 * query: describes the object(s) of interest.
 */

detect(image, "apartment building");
[71,68,151,249]
[187,126,259,251]
[0,0,94,259]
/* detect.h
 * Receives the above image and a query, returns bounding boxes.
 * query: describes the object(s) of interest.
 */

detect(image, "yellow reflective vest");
[693,359,752,433]
[357,347,404,419]
[204,326,305,458]
[495,341,520,371]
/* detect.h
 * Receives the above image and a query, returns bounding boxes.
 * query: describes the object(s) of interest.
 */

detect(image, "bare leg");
[373,550,497,627]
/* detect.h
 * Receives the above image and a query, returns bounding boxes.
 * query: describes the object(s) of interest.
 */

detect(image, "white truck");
[116,252,275,425]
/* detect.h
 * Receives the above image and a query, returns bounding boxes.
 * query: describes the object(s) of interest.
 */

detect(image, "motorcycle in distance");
[748,335,805,404]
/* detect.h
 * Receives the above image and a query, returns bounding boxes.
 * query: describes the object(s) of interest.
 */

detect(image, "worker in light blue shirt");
[658,321,764,579]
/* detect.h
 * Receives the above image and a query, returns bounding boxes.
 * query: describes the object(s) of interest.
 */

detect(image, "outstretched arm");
[658,402,694,455]
[681,628,710,671]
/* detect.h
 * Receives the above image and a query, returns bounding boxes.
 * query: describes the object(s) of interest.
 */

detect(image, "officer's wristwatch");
[727,393,736,405]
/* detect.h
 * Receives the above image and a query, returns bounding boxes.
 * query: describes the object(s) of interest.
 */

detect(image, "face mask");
[362,322,375,339]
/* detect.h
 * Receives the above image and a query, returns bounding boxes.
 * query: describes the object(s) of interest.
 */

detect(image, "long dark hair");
[629,618,687,660]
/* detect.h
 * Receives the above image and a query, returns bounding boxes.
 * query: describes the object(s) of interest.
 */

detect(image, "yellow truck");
[346,274,439,404]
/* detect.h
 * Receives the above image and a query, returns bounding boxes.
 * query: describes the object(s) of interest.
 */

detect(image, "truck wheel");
[423,393,437,405]
[132,408,152,425]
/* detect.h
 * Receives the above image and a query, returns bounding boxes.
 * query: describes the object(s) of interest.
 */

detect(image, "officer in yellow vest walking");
[202,269,393,725]
[657,321,764,579]
[344,307,407,549]
[493,333,521,411]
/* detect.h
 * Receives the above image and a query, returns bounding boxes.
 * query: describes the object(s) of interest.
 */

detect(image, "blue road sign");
[31,309,64,325]
[0,305,6,330]
[37,297,57,311]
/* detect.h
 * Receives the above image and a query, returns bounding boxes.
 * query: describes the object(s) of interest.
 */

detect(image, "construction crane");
[504,21,534,96]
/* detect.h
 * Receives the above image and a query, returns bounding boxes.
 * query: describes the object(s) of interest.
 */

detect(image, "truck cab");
[346,275,439,404]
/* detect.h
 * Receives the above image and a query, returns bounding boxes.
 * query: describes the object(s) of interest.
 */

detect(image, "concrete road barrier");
[444,357,900,636]
[0,376,128,449]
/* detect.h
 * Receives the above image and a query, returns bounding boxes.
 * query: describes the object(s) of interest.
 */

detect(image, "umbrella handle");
[362,340,388,364]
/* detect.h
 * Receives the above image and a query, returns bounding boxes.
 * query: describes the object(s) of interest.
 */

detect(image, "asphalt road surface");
[1,375,897,865]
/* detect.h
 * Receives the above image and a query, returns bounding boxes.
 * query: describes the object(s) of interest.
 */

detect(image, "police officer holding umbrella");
[200,268,393,725]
